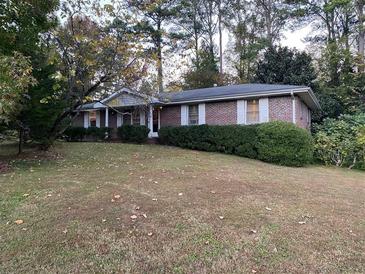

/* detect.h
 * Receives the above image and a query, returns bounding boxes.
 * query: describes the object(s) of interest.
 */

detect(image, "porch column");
[105,107,109,127]
[148,105,153,137]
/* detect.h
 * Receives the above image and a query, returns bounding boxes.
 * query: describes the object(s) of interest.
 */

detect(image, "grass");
[0,142,365,273]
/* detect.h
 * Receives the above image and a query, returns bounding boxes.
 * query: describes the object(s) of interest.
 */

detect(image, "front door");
[152,109,160,137]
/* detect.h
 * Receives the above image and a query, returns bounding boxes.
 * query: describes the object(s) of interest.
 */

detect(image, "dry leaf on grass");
[114,194,121,199]
[14,220,24,225]
[148,232,153,236]
[265,207,272,211]
[130,215,137,220]
[218,216,224,220]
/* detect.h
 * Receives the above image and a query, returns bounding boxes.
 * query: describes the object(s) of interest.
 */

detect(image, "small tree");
[0,52,37,153]
[254,46,316,86]
[183,43,220,89]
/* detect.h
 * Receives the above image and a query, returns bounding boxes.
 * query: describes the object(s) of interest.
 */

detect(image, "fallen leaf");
[23,193,30,197]
[250,229,257,234]
[14,220,24,225]
[114,194,121,199]
[298,221,306,225]
[111,199,115,202]
[252,270,257,273]
[130,215,137,220]
[102,219,106,222]
[142,214,147,218]
[62,229,68,234]
[218,216,224,220]
[210,191,216,194]
[148,232,153,236]
[152,198,158,201]
[135,206,140,210]
[178,193,183,196]
[265,207,272,211]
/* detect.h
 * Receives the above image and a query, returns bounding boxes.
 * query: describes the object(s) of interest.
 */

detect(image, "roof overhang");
[156,87,321,110]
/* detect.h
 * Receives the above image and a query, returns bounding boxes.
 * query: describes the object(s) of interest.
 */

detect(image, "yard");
[0,142,364,273]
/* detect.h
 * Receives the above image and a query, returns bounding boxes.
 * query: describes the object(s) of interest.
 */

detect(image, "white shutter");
[83,112,89,128]
[181,105,188,125]
[140,110,146,125]
[96,111,100,128]
[117,113,122,127]
[237,100,246,124]
[198,103,206,124]
[259,98,269,123]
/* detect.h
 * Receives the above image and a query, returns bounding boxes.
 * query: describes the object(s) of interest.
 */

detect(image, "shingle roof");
[160,84,307,103]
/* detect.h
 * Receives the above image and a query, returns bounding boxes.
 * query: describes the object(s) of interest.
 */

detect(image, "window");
[89,111,96,127]
[132,111,140,125]
[247,100,259,124]
[188,105,199,125]
[122,113,132,125]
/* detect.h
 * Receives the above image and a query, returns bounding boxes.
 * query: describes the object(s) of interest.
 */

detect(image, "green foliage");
[313,114,365,169]
[0,52,37,124]
[183,43,220,89]
[64,127,113,142]
[117,125,150,143]
[255,46,316,86]
[256,121,314,167]
[159,122,313,166]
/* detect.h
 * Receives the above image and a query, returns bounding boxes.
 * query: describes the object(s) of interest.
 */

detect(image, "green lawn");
[1,142,365,273]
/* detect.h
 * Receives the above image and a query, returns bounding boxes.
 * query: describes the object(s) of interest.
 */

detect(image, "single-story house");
[72,83,320,138]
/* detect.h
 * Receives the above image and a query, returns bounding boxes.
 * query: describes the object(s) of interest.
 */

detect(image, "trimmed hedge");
[117,125,150,143]
[64,127,113,141]
[257,121,313,166]
[159,122,313,167]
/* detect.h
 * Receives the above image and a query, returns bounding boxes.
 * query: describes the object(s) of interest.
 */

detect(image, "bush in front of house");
[256,121,313,167]
[64,127,113,141]
[64,127,87,141]
[117,125,150,143]
[313,114,365,169]
[159,122,314,167]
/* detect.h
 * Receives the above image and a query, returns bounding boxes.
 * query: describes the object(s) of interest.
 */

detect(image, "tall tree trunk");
[218,0,223,75]
[18,127,24,155]
[157,20,163,93]
[357,0,365,71]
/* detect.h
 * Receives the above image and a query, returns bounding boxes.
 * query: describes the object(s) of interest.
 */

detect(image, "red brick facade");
[73,95,312,133]
[205,101,237,125]
[160,106,180,127]
[269,96,293,124]
[295,97,310,129]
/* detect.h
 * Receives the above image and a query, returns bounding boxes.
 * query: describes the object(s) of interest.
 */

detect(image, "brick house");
[72,84,320,138]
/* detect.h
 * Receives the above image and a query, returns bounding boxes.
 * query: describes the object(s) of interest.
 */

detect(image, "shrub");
[117,125,150,143]
[313,114,365,169]
[159,123,313,167]
[257,121,313,166]
[64,127,113,141]
[64,127,87,141]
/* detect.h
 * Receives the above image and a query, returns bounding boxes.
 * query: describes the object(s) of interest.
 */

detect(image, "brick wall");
[269,96,293,123]
[160,106,181,127]
[295,97,310,129]
[205,101,237,125]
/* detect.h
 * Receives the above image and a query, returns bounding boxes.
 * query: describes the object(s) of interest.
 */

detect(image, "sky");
[282,25,312,51]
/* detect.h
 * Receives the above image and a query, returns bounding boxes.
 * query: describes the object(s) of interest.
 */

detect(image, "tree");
[0,52,37,153]
[255,46,316,86]
[225,0,266,82]
[127,0,179,92]
[183,43,219,89]
[38,1,147,149]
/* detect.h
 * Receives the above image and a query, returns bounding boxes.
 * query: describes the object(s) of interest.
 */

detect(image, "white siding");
[96,111,100,128]
[181,105,188,125]
[83,112,89,128]
[259,98,269,123]
[117,113,122,127]
[237,100,246,124]
[198,103,206,124]
[140,110,146,125]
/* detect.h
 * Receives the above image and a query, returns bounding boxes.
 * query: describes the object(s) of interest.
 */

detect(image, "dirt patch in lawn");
[0,142,364,273]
